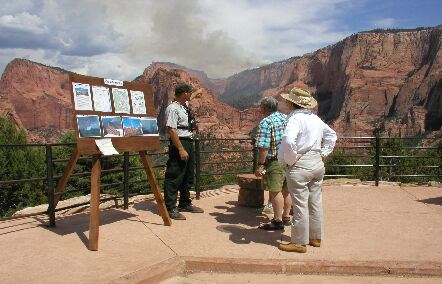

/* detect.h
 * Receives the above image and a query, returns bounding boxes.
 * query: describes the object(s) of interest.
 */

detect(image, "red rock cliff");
[0,59,72,141]
[0,59,260,142]
[216,26,442,137]
[136,66,260,138]
[1,27,440,142]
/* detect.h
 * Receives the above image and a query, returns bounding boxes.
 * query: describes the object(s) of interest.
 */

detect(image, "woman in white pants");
[277,87,337,253]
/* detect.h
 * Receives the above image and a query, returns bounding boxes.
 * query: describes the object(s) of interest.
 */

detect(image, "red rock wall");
[0,27,440,142]
[136,67,261,138]
[0,59,72,139]
[216,27,442,137]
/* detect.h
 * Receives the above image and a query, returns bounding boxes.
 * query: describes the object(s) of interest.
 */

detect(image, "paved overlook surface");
[0,183,441,283]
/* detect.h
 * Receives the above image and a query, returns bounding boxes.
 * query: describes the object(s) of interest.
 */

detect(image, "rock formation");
[0,26,440,142]
[0,59,72,141]
[136,66,260,137]
[214,26,442,137]
[0,60,260,142]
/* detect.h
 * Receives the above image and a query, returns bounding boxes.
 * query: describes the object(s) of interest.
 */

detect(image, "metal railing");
[0,135,440,220]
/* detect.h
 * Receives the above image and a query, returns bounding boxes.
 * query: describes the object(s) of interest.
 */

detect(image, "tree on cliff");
[0,115,46,216]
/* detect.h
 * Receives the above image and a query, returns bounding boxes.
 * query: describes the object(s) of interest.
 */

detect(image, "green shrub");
[0,116,46,216]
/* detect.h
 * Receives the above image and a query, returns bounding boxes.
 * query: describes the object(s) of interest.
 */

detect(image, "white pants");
[286,151,325,245]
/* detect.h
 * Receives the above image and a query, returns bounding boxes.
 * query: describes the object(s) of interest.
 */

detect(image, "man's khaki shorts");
[262,160,287,192]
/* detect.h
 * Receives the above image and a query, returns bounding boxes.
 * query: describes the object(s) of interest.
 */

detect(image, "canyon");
[0,26,441,142]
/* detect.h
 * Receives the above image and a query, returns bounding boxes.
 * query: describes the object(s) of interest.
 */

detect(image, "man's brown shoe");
[309,239,321,247]
[278,243,307,253]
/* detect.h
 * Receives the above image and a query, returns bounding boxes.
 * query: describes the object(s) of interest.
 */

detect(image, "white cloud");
[0,48,53,70]
[196,0,351,63]
[372,17,396,28]
[0,12,46,34]
[0,0,39,15]
[0,0,401,80]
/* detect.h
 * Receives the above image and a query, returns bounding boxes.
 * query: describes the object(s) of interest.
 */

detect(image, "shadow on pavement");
[0,217,46,236]
[211,200,289,246]
[418,196,442,206]
[210,201,268,227]
[131,200,166,226]
[46,209,137,247]
[132,200,161,214]
[216,224,290,246]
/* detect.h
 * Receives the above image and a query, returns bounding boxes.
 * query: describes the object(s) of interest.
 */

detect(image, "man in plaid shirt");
[255,96,292,230]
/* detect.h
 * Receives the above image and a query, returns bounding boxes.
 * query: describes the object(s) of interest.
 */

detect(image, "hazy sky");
[0,0,440,79]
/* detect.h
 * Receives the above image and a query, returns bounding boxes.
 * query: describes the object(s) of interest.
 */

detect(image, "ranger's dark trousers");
[163,139,194,211]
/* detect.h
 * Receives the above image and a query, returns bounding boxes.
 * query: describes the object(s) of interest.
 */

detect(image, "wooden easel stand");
[54,148,171,250]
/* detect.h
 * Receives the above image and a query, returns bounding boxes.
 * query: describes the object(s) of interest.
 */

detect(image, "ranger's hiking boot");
[178,204,204,213]
[309,239,321,247]
[168,209,186,220]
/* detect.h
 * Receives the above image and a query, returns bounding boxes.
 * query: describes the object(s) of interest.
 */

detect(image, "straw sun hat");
[280,87,317,109]
[190,88,203,100]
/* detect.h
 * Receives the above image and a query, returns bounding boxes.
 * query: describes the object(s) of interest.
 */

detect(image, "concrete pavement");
[0,184,441,283]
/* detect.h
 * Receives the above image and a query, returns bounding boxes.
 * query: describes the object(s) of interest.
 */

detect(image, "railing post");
[123,152,129,209]
[252,138,258,173]
[194,138,201,199]
[45,144,56,227]
[375,129,381,186]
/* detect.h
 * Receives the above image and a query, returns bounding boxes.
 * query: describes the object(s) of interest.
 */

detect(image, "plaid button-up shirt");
[255,111,287,159]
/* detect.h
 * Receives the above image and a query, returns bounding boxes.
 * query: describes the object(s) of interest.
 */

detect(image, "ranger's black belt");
[169,137,193,144]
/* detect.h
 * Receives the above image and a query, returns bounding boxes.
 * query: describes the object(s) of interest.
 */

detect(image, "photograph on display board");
[112,88,130,113]
[72,82,93,110]
[122,116,143,136]
[101,116,123,137]
[130,90,147,114]
[92,85,112,112]
[76,115,101,138]
[140,117,159,136]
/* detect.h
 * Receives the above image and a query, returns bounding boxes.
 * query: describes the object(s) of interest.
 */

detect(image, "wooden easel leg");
[139,151,171,226]
[54,147,80,207]
[88,155,101,251]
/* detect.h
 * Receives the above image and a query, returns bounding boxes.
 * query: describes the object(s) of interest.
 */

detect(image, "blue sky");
[0,0,440,79]
[337,0,441,31]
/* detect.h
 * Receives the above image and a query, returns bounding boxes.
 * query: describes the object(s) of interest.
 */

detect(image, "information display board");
[69,73,160,155]
[52,73,170,251]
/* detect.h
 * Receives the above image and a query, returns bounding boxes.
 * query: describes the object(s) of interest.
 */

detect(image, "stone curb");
[182,257,442,277]
[111,256,183,284]
[183,257,442,276]
[112,256,442,283]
